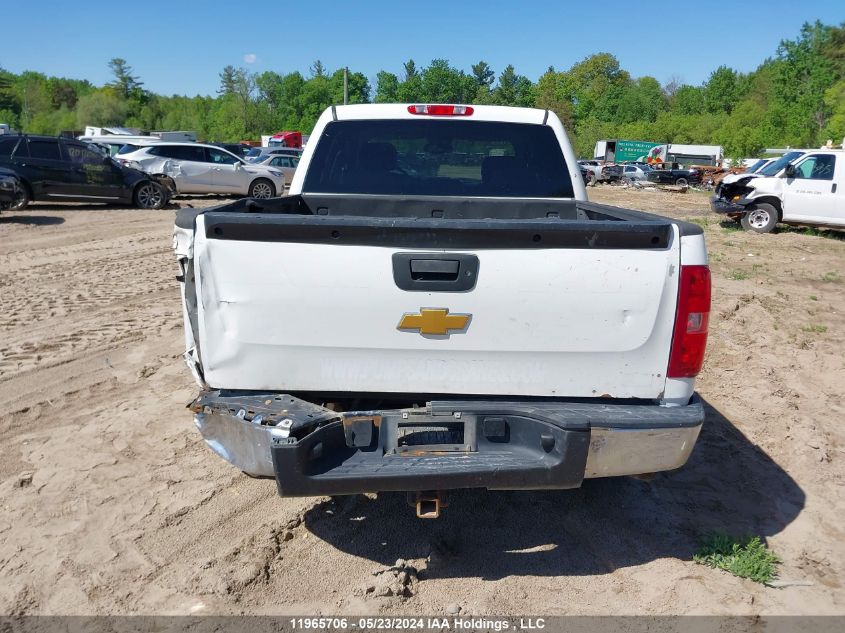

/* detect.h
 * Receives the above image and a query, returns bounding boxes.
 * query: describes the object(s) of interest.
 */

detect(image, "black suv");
[0,134,168,209]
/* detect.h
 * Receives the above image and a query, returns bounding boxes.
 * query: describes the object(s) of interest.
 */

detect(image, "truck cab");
[268,131,303,148]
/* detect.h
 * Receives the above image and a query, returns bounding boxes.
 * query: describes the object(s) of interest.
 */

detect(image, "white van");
[711,150,844,232]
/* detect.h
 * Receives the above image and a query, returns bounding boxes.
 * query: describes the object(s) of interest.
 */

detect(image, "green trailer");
[594,140,669,164]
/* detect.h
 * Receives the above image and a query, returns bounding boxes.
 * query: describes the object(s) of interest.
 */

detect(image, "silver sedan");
[620,164,653,181]
[251,153,300,190]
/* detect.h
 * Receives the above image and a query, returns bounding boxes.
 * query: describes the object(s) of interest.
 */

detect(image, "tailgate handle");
[393,253,479,292]
[410,259,459,280]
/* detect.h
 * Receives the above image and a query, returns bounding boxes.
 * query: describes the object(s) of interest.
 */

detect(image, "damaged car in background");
[577,160,622,185]
[716,151,806,194]
[0,134,168,210]
[173,103,711,519]
[117,142,286,199]
[711,149,844,233]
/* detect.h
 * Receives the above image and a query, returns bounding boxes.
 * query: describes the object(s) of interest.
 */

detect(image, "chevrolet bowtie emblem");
[397,308,471,336]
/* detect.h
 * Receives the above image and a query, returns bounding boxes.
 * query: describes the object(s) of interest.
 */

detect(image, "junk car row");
[0,131,302,209]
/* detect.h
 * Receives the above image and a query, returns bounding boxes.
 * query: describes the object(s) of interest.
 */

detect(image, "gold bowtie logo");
[397,308,471,336]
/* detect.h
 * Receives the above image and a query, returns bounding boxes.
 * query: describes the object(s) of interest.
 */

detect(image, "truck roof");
[331,103,549,125]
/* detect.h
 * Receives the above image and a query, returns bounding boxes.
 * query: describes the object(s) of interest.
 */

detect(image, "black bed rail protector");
[202,213,673,249]
[175,195,703,238]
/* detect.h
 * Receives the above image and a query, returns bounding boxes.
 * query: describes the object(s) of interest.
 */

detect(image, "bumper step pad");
[272,412,591,496]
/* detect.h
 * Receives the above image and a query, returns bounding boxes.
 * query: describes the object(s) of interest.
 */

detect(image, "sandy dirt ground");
[0,188,843,616]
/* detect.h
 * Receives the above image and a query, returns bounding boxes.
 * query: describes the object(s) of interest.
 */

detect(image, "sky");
[2,0,844,96]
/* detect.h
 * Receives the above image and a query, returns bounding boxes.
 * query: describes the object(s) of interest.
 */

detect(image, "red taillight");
[667,265,711,378]
[407,104,474,116]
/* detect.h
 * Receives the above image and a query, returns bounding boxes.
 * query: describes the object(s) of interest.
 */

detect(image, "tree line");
[0,21,843,159]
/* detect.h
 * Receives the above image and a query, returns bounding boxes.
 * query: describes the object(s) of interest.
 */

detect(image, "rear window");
[147,145,172,158]
[0,137,19,156]
[208,148,240,164]
[271,156,298,168]
[303,120,574,197]
[148,145,206,161]
[28,139,62,160]
[117,144,140,155]
[64,143,104,165]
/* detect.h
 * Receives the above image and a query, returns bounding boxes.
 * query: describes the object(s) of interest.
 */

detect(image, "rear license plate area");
[386,417,476,455]
[398,422,463,446]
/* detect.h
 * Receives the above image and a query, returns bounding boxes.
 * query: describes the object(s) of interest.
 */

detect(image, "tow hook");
[409,491,446,519]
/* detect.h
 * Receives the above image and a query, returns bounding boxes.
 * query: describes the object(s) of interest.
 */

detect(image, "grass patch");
[688,217,709,228]
[809,295,818,301]
[694,534,779,584]
[728,270,750,281]
[802,324,828,333]
[822,271,841,283]
[782,226,845,241]
[720,222,743,233]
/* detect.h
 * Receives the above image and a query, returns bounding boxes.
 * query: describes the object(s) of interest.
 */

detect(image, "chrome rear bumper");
[585,424,701,478]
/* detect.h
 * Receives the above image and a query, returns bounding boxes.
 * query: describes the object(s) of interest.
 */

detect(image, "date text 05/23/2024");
[288,617,547,631]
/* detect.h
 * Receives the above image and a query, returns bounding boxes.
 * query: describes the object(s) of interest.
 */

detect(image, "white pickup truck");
[173,103,710,517]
